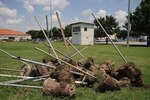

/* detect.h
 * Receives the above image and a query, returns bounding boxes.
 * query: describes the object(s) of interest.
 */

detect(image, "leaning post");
[91,12,127,63]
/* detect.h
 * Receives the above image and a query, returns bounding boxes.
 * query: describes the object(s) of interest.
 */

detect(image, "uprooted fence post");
[55,12,87,60]
[70,46,88,58]
[0,68,24,72]
[56,12,70,56]
[0,83,43,89]
[34,16,60,64]
[44,42,75,62]
[0,48,56,69]
[91,12,127,63]
[35,47,96,79]
[0,49,84,77]
[1,75,50,84]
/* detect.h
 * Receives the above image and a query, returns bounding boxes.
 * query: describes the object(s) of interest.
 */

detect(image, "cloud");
[96,9,106,18]
[115,10,127,26]
[81,9,92,16]
[25,0,69,11]
[23,1,34,13]
[6,17,24,24]
[0,1,4,7]
[81,9,127,27]
[52,0,69,10]
[43,6,50,11]
[80,9,107,23]
[97,0,103,1]
[43,0,70,11]
[52,10,62,22]
[0,7,17,17]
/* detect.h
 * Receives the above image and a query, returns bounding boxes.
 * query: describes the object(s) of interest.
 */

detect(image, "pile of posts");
[0,12,145,98]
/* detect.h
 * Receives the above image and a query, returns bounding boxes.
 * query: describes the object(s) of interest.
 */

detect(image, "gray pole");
[92,13,127,63]
[50,0,53,39]
[34,16,59,61]
[0,83,43,89]
[127,0,131,47]
[46,15,50,53]
[46,15,49,39]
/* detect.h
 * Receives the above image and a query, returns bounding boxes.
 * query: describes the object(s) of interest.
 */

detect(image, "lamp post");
[127,0,131,47]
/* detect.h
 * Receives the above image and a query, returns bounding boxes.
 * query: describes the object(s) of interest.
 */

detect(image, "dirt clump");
[98,60,114,74]
[42,78,76,97]
[50,64,75,84]
[93,68,120,92]
[21,64,50,77]
[112,62,144,87]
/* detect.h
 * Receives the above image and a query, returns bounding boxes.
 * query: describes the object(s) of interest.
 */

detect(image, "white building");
[71,22,94,45]
[0,29,31,41]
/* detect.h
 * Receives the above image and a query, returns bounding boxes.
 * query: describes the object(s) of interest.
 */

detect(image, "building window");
[84,27,87,31]
[8,37,15,40]
[74,33,79,35]
[73,26,80,32]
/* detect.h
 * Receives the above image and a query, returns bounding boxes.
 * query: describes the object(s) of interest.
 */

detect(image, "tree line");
[26,0,149,39]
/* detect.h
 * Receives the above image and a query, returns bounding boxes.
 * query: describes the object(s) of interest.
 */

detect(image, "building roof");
[0,29,30,36]
[70,22,94,26]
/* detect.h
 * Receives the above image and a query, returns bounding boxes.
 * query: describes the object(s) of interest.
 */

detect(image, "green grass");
[0,41,150,100]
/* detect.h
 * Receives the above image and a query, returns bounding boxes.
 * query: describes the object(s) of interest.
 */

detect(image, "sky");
[0,0,141,32]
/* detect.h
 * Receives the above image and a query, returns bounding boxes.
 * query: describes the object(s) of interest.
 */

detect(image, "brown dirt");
[50,64,75,84]
[42,78,76,97]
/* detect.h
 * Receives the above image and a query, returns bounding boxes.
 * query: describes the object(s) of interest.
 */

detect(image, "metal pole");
[0,49,84,77]
[44,43,88,61]
[0,48,56,69]
[127,0,131,47]
[0,68,24,72]
[0,74,33,79]
[55,12,70,55]
[46,15,50,53]
[34,16,59,61]
[56,28,87,60]
[35,47,96,78]
[0,83,43,89]
[66,39,87,60]
[50,0,53,39]
[46,15,49,39]
[1,75,49,84]
[44,43,75,61]
[70,46,88,58]
[92,13,127,63]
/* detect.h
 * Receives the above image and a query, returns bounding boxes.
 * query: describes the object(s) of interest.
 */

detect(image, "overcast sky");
[0,0,141,32]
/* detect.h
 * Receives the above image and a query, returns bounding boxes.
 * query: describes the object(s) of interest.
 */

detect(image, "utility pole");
[46,15,49,38]
[46,15,50,53]
[50,0,53,40]
[127,0,131,47]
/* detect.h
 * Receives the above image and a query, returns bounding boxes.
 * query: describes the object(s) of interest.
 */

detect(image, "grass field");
[0,41,150,100]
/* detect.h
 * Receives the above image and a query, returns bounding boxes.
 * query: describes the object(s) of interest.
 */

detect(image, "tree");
[94,15,120,38]
[130,0,150,36]
[26,30,47,39]
[64,25,71,37]
[116,29,127,40]
[51,27,61,39]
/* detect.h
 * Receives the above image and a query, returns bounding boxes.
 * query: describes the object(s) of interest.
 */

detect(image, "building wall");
[72,23,94,45]
[0,35,31,41]
[80,24,94,45]
[72,25,81,45]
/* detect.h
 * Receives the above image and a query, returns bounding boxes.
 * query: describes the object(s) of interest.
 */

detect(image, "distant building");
[71,22,94,45]
[0,29,31,41]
